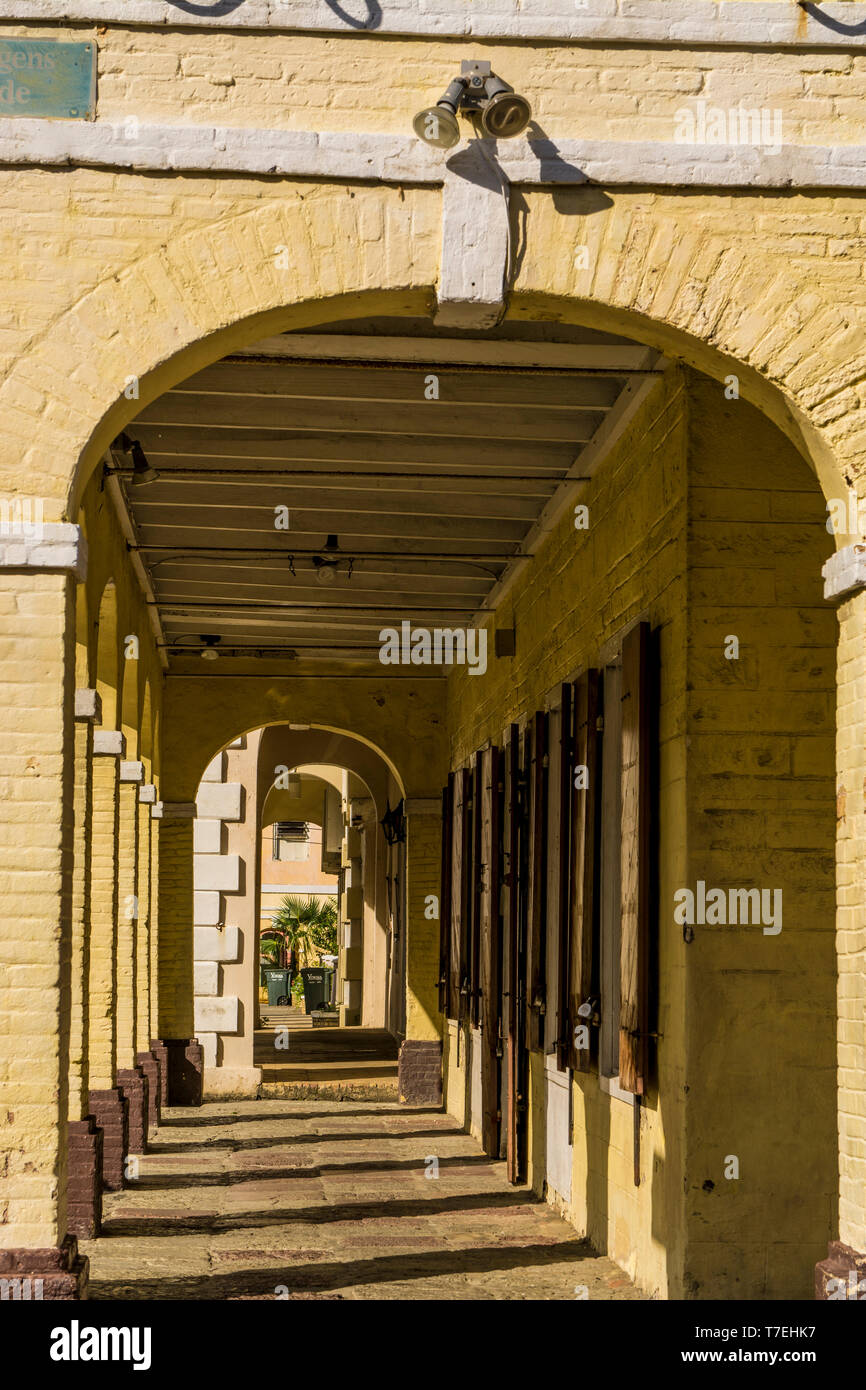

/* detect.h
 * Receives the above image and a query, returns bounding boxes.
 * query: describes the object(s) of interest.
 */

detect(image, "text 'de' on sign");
[0,40,96,121]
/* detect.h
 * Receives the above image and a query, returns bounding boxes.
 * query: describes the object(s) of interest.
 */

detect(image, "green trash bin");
[300,967,328,1015]
[264,967,289,1006]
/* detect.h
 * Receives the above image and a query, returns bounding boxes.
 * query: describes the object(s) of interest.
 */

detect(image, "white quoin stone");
[198,1032,218,1068]
[196,781,243,822]
[74,688,101,722]
[201,751,225,783]
[194,925,240,963]
[194,853,240,892]
[93,729,126,757]
[119,760,144,784]
[193,818,223,854]
[193,890,222,926]
[194,995,239,1034]
[194,961,220,996]
[139,783,157,804]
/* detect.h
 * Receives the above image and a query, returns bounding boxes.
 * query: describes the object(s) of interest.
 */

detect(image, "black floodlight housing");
[413,61,532,149]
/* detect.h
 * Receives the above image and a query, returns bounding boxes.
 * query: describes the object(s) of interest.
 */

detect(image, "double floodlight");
[413,60,531,150]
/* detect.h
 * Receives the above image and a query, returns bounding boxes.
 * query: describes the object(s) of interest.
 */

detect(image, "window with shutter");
[439,776,454,1016]
[448,767,471,1021]
[479,744,502,1156]
[526,710,549,1051]
[619,621,652,1095]
[566,669,602,1072]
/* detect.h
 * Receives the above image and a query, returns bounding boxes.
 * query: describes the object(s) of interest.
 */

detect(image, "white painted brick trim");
[823,545,866,601]
[2,120,866,190]
[74,688,101,723]
[4,1,866,50]
[119,760,144,783]
[0,521,86,578]
[93,729,125,757]
[138,783,157,803]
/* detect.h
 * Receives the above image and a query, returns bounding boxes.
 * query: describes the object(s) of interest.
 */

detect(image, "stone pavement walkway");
[81,1100,646,1300]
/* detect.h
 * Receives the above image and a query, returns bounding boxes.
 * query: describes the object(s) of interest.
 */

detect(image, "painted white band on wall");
[823,545,866,601]
[1,120,865,190]
[0,521,86,578]
[2,1,865,50]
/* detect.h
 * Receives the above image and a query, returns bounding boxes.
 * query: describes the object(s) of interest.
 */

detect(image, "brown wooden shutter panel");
[566,668,602,1072]
[480,744,502,1156]
[505,723,523,1184]
[439,776,454,1016]
[526,710,549,1050]
[555,683,573,1072]
[449,768,470,1021]
[619,622,651,1094]
[470,750,484,1028]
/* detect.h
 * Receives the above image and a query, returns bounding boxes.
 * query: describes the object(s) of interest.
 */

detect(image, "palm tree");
[265,894,337,972]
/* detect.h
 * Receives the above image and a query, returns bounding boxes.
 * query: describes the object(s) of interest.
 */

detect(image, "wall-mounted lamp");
[199,634,221,661]
[413,60,532,149]
[115,431,159,485]
[312,534,347,586]
[380,799,406,845]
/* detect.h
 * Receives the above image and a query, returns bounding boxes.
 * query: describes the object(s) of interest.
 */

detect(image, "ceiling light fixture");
[312,534,342,586]
[199,634,221,661]
[413,60,531,149]
[115,431,159,485]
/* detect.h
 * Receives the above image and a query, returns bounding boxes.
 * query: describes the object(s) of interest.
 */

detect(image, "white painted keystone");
[201,751,225,783]
[139,783,157,804]
[74,688,101,722]
[119,760,144,784]
[194,961,220,996]
[194,853,240,893]
[194,996,239,1034]
[193,818,223,854]
[194,890,221,926]
[93,729,125,757]
[194,925,240,963]
[196,782,243,822]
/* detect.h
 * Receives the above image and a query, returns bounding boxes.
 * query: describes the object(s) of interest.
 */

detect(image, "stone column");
[152,801,202,1105]
[87,728,127,1192]
[0,522,88,1296]
[816,553,866,1299]
[399,800,444,1106]
[115,760,148,1155]
[136,782,160,1131]
[66,688,103,1239]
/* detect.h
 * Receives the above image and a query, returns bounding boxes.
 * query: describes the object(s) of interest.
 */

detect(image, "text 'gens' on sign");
[0,40,96,120]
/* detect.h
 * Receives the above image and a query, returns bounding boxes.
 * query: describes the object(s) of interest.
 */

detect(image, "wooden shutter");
[470,750,484,1028]
[449,768,471,1021]
[566,669,602,1071]
[619,623,651,1094]
[526,710,549,1050]
[479,745,502,1155]
[438,776,454,1016]
[555,683,573,1071]
[505,724,523,1184]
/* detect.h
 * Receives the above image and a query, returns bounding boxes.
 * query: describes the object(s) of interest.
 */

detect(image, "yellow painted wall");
[441,366,837,1299]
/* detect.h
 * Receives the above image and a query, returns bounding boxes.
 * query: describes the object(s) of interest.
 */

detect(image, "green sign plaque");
[0,39,96,120]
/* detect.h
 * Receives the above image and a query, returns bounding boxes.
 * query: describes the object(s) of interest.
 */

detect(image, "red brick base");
[136,1049,162,1132]
[151,1037,204,1106]
[65,1118,103,1239]
[88,1087,128,1192]
[0,1235,88,1301]
[117,1066,149,1155]
[398,1039,443,1106]
[815,1240,866,1299]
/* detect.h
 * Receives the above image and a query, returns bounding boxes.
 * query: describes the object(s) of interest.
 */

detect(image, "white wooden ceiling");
[115,319,663,665]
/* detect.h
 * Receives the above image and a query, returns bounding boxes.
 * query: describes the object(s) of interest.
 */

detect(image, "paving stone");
[81,1099,646,1301]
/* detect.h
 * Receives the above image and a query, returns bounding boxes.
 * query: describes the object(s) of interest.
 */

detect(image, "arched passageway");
[1,277,850,1303]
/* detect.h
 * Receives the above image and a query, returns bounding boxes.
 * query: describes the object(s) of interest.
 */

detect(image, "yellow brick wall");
[67,718,93,1121]
[115,782,139,1071]
[683,374,837,1298]
[87,753,119,1091]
